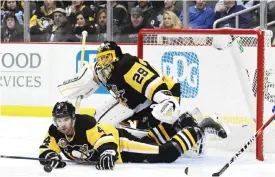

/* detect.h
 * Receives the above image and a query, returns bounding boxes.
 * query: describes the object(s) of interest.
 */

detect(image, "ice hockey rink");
[0,116,274,177]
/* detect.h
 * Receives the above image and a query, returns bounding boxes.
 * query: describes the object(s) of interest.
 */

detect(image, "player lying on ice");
[57,41,228,158]
[40,101,220,170]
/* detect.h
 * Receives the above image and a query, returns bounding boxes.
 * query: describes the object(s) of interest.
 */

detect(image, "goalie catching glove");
[151,90,180,124]
[96,150,116,170]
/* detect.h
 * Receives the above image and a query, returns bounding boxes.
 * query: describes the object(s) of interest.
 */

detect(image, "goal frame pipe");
[137,28,265,160]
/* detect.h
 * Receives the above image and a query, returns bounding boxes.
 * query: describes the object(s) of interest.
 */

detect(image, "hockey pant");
[118,128,179,163]
[117,127,201,163]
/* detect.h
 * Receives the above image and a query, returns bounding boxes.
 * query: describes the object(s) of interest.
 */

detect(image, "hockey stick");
[215,35,256,123]
[184,113,275,177]
[75,31,88,114]
[0,154,96,165]
[0,154,97,173]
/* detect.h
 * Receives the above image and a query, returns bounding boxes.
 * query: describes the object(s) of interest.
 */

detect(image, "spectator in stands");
[66,0,96,25]
[1,12,23,42]
[149,0,181,28]
[1,0,24,25]
[119,7,153,42]
[164,0,181,16]
[160,11,182,29]
[73,11,97,42]
[267,1,275,23]
[96,8,107,42]
[113,1,128,27]
[215,0,245,12]
[135,0,156,27]
[267,2,275,43]
[240,0,260,28]
[29,0,57,42]
[87,1,128,30]
[180,0,215,29]
[215,0,250,29]
[45,8,74,42]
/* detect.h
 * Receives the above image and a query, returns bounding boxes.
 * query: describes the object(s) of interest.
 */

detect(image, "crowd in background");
[1,0,275,43]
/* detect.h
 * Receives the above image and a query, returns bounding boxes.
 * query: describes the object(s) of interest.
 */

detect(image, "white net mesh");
[139,29,275,159]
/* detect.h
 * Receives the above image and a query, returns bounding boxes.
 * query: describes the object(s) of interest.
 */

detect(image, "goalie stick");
[184,113,275,177]
[75,31,87,114]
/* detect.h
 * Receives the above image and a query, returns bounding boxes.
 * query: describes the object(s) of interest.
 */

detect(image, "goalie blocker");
[57,64,100,100]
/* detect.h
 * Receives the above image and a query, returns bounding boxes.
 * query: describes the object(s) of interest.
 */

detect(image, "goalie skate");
[199,113,229,139]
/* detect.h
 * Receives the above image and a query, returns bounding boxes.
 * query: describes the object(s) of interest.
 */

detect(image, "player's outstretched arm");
[86,122,119,170]
[39,132,66,169]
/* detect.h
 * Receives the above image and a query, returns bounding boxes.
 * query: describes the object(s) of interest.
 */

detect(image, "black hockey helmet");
[97,41,123,59]
[52,101,75,118]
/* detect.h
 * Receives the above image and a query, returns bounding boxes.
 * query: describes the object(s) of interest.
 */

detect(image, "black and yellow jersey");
[30,6,54,28]
[104,53,180,110]
[39,114,122,163]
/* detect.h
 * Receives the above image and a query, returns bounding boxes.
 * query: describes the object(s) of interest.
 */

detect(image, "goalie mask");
[52,101,76,131]
[95,41,123,84]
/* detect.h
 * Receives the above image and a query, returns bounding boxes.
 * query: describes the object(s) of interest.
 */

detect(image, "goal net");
[137,28,275,161]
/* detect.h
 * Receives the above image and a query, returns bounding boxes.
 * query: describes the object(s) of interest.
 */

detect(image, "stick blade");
[212,172,220,177]
[184,167,213,177]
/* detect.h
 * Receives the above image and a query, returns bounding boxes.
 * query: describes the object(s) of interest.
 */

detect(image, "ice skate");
[199,113,228,139]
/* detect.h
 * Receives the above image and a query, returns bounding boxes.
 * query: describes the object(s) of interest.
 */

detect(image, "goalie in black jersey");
[58,41,228,156]
[39,101,205,170]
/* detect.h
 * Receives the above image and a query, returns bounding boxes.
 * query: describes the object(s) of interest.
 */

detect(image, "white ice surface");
[0,116,274,177]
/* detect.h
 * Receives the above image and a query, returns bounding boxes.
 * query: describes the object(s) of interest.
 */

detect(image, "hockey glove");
[44,152,66,169]
[96,150,116,170]
[173,112,199,131]
[151,97,180,124]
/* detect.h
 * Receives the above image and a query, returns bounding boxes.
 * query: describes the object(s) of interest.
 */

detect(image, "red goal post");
[137,28,274,161]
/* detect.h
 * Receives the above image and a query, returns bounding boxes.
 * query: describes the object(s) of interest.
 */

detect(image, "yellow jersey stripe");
[39,148,49,154]
[158,124,170,141]
[162,75,175,90]
[144,77,163,100]
[138,59,147,66]
[119,137,159,154]
[183,129,196,146]
[148,131,160,145]
[152,127,166,144]
[178,132,192,149]
[174,96,180,102]
[94,135,115,150]
[173,136,187,152]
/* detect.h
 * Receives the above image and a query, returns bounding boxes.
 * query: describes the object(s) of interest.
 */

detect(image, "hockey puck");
[184,167,189,175]
[44,165,53,173]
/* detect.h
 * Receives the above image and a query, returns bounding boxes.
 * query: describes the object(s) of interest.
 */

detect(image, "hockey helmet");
[52,101,75,119]
[95,41,123,84]
[96,41,122,68]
